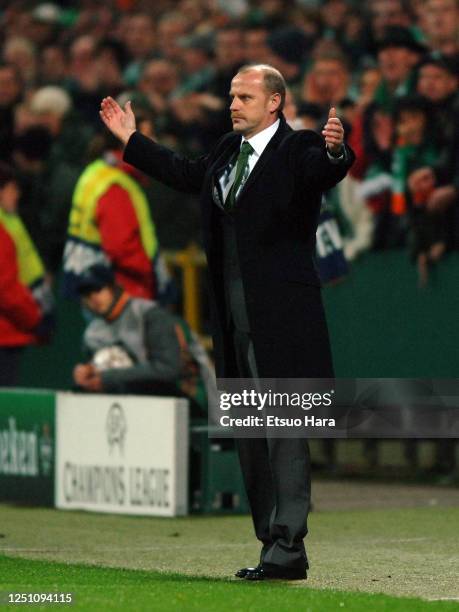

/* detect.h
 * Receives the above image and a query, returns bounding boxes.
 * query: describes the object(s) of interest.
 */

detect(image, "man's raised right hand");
[100,97,136,145]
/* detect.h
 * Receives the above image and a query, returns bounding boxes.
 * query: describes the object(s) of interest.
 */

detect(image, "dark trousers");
[232,327,311,571]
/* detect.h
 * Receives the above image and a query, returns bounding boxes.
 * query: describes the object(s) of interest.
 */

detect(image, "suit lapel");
[208,115,292,209]
[212,179,224,209]
[211,137,240,209]
[237,115,291,203]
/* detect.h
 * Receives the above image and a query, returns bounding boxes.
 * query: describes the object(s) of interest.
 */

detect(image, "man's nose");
[230,97,240,111]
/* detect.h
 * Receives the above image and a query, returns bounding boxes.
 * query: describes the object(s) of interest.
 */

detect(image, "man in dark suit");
[100,64,354,580]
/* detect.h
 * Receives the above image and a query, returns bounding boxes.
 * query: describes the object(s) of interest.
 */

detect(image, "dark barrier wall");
[323,251,459,378]
[19,251,459,388]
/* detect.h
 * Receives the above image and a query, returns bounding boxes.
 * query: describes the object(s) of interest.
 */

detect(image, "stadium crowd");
[0,0,458,368]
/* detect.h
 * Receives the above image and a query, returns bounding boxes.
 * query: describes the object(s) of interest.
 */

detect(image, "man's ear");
[270,93,281,114]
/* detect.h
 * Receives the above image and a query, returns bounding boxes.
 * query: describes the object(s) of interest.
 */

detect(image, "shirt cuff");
[327,145,346,163]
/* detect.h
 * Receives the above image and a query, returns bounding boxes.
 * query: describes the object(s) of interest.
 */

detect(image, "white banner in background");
[55,393,188,516]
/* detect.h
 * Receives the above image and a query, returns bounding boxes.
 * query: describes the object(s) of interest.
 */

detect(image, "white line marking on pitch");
[364,538,430,543]
[0,544,249,552]
[427,597,459,601]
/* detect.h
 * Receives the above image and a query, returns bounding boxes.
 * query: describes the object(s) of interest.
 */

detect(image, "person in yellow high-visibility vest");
[62,131,172,303]
[0,163,54,386]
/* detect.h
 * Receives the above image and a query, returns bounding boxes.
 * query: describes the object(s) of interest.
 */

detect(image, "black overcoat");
[124,115,355,379]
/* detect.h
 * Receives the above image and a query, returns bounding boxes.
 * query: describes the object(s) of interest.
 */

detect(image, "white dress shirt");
[219,119,280,203]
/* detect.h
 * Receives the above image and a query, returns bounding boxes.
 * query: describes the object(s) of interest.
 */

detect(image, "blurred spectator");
[176,0,214,27]
[68,35,98,89]
[38,44,69,87]
[62,129,168,303]
[356,89,446,259]
[374,25,426,112]
[356,67,382,110]
[338,9,368,66]
[172,33,215,98]
[353,103,396,248]
[244,24,272,64]
[246,0,290,28]
[69,36,127,126]
[391,96,444,283]
[367,0,414,47]
[13,126,80,273]
[29,3,62,47]
[73,264,215,417]
[96,38,128,96]
[207,25,245,99]
[157,12,190,62]
[320,0,350,36]
[0,63,22,163]
[3,36,38,88]
[347,67,384,180]
[138,59,179,118]
[66,34,106,126]
[419,0,459,56]
[288,5,322,39]
[416,54,459,154]
[0,162,54,386]
[267,26,312,90]
[414,55,459,251]
[67,4,115,41]
[318,0,369,66]
[29,85,94,167]
[122,12,156,86]
[16,88,90,271]
[301,51,351,112]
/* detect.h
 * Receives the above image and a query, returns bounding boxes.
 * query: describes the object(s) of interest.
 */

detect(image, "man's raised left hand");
[322,107,344,155]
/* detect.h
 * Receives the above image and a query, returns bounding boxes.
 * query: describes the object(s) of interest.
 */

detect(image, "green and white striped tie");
[226,141,254,210]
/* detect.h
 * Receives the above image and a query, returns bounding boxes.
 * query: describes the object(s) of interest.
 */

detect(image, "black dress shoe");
[235,565,261,578]
[244,564,307,581]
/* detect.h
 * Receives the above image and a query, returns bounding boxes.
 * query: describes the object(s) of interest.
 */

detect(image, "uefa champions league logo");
[106,403,127,455]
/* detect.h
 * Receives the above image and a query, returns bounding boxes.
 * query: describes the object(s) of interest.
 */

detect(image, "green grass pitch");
[0,497,458,611]
[1,555,459,612]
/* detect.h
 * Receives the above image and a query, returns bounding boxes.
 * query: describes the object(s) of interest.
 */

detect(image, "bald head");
[237,64,286,113]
